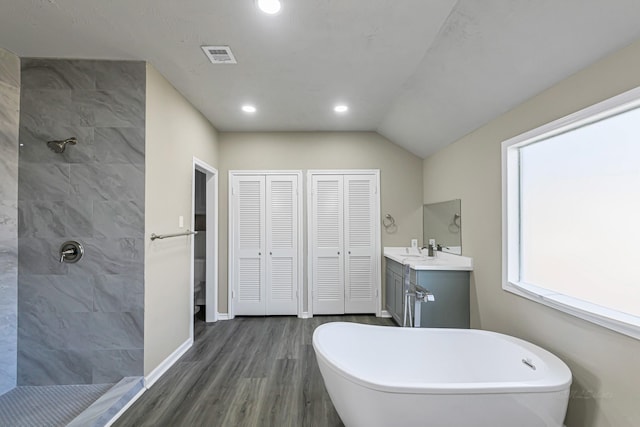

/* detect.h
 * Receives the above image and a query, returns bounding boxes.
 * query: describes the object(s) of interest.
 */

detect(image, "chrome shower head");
[47,137,77,153]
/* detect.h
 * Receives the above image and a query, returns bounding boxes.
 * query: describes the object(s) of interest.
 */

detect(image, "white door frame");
[228,170,304,319]
[190,158,219,341]
[306,169,382,318]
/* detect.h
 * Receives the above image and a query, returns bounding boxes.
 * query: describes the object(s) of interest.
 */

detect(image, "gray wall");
[17,59,146,385]
[0,48,20,395]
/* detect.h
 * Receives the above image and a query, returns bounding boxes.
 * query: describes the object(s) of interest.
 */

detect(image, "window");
[502,87,640,340]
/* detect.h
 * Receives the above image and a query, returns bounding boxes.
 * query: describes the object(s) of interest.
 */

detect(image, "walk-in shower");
[0,56,147,425]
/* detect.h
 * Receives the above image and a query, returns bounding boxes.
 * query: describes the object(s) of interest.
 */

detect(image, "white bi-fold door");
[231,173,300,316]
[310,172,379,315]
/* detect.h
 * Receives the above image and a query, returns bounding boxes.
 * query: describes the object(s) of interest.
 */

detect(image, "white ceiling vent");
[201,45,237,64]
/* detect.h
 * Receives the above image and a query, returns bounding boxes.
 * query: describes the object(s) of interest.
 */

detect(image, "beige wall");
[423,41,640,427]
[219,131,423,313]
[144,64,220,376]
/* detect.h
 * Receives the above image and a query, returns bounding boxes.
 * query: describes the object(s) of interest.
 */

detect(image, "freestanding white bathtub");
[313,322,571,427]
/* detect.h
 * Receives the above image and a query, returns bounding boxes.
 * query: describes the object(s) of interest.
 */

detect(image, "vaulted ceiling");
[2,1,640,157]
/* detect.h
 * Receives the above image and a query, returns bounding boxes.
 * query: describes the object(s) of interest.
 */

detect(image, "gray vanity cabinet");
[410,269,470,328]
[385,267,395,321]
[384,258,405,325]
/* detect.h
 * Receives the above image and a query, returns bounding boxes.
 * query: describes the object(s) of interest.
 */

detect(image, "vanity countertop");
[383,247,473,271]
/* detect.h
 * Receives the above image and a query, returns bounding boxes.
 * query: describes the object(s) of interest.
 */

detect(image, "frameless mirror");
[423,199,462,255]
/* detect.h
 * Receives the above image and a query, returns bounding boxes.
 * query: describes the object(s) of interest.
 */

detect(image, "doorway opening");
[191,159,218,340]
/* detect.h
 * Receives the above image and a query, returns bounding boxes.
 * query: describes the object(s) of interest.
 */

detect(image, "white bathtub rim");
[315,348,569,396]
[312,322,572,396]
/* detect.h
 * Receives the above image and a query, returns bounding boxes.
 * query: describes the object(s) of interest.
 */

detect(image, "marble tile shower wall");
[17,59,145,385]
[0,48,20,395]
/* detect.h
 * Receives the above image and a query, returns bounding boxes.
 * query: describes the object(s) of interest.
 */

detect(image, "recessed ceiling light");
[334,105,349,113]
[242,105,257,113]
[257,0,281,14]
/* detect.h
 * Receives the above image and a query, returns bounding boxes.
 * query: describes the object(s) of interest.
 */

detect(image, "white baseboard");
[144,337,193,389]
[104,386,146,427]
[299,312,312,319]
[380,310,392,318]
[217,312,230,320]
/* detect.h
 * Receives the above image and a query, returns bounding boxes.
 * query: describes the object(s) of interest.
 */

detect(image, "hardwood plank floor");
[114,315,394,427]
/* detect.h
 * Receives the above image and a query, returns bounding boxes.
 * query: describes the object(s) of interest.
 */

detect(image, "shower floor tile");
[0,383,113,427]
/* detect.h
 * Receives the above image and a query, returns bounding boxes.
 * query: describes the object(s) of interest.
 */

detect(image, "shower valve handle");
[60,248,75,263]
[58,241,84,264]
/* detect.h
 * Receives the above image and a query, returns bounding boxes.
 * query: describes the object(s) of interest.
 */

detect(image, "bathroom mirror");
[423,199,462,255]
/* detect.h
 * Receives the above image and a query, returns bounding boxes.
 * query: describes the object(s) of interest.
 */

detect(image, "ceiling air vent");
[201,45,237,64]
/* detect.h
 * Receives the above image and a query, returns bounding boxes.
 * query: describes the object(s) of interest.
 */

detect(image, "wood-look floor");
[114,314,394,427]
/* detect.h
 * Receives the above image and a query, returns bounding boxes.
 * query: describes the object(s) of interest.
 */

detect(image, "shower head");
[47,137,77,153]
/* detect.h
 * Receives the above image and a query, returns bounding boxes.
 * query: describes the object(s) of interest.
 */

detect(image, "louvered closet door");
[233,175,266,315]
[266,175,298,315]
[312,175,345,314]
[344,175,377,313]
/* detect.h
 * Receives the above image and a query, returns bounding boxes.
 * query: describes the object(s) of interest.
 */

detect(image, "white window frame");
[502,86,640,340]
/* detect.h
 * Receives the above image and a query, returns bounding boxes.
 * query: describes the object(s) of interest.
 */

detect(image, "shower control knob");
[59,240,84,264]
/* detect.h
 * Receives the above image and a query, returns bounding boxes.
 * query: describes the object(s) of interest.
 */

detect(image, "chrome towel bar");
[150,229,198,241]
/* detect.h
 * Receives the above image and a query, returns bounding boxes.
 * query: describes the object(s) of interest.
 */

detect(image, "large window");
[502,87,640,339]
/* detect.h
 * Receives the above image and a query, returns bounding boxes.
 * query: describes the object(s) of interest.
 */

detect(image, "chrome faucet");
[415,290,435,303]
[414,290,435,328]
[424,238,438,257]
[423,244,435,257]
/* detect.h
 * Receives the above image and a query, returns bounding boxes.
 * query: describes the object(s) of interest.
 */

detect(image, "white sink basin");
[415,257,445,264]
[399,255,444,264]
